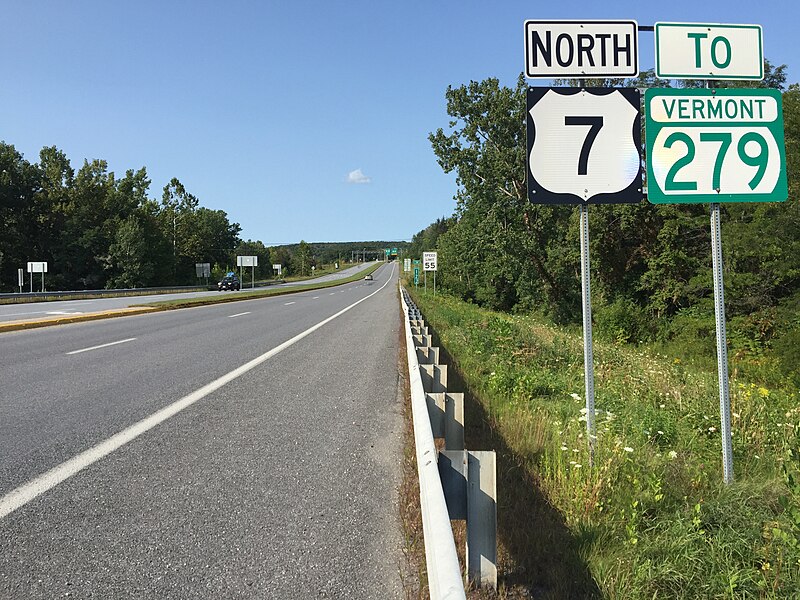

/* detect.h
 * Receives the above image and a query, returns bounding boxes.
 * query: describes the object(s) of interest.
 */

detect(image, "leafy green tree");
[292,240,312,276]
[429,75,576,315]
[0,142,41,290]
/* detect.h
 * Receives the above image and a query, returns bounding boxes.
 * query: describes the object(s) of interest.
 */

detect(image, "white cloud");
[346,168,371,184]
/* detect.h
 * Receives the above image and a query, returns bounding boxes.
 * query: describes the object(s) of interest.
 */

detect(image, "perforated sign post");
[526,82,643,462]
[648,23,783,485]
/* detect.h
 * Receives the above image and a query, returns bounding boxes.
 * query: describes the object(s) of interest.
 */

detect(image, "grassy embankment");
[407,287,800,599]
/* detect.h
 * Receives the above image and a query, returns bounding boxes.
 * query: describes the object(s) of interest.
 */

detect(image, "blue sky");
[2,1,798,244]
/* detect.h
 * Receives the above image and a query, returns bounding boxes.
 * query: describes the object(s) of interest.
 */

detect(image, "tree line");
[415,62,800,383]
[0,143,246,290]
[0,143,412,291]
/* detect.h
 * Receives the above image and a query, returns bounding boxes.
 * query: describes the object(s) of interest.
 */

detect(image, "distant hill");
[272,241,410,263]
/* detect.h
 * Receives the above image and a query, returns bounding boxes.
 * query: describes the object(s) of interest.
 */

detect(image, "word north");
[529,31,634,69]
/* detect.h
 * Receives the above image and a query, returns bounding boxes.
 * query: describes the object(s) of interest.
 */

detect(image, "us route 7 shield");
[526,87,643,204]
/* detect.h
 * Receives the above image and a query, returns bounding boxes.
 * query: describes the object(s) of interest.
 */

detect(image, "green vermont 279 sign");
[645,88,788,203]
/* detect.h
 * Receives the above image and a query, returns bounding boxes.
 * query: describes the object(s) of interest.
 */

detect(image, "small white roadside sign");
[27,262,48,273]
[237,255,258,267]
[423,252,438,272]
[524,20,638,78]
[655,22,763,80]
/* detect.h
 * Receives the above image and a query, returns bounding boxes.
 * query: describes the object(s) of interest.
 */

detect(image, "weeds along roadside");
[407,286,800,599]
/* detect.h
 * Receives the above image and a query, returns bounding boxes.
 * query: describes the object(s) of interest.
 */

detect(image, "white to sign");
[527,87,642,204]
[423,252,438,272]
[655,23,763,80]
[237,255,258,267]
[27,261,48,273]
[645,88,787,203]
[404,258,411,272]
[524,20,638,78]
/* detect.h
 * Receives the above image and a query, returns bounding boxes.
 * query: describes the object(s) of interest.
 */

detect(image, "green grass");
[408,288,800,599]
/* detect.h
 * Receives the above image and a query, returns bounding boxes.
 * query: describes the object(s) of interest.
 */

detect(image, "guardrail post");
[426,392,464,451]
[420,364,447,393]
[466,451,497,588]
[438,450,498,588]
[416,345,440,365]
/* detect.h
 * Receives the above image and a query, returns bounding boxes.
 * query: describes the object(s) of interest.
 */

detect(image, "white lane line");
[0,263,396,520]
[46,311,84,316]
[284,301,296,306]
[329,293,336,296]
[66,338,137,355]
[312,296,320,300]
[227,312,251,318]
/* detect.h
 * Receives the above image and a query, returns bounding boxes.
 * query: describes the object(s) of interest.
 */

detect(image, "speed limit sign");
[527,87,643,204]
[423,252,438,271]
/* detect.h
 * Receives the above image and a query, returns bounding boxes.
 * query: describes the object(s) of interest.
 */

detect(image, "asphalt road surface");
[0,262,380,324]
[0,262,405,598]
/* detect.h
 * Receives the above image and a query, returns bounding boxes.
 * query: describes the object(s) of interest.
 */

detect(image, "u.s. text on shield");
[526,87,643,204]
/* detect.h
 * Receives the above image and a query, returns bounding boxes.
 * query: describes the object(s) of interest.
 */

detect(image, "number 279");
[663,131,769,192]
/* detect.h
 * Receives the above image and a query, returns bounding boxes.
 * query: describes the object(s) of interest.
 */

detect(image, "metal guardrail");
[400,285,498,595]
[401,287,466,600]
[0,280,289,302]
[0,285,208,301]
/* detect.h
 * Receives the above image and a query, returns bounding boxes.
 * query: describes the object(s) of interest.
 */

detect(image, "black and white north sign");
[524,20,638,78]
[526,87,643,204]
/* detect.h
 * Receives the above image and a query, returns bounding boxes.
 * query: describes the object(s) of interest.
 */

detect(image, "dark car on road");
[218,275,241,291]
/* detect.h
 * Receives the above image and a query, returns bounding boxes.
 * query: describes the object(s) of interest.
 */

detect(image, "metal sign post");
[710,202,734,483]
[17,268,23,293]
[647,24,788,482]
[579,204,596,460]
[525,81,642,464]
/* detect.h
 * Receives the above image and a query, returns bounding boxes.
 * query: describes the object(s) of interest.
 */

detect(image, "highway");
[0,262,405,598]
[0,262,379,324]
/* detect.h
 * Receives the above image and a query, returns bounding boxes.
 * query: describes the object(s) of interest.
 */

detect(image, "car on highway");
[217,275,241,291]
[364,274,373,281]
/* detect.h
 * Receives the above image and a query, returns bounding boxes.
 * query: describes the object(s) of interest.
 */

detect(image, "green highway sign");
[655,23,763,80]
[645,88,787,204]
